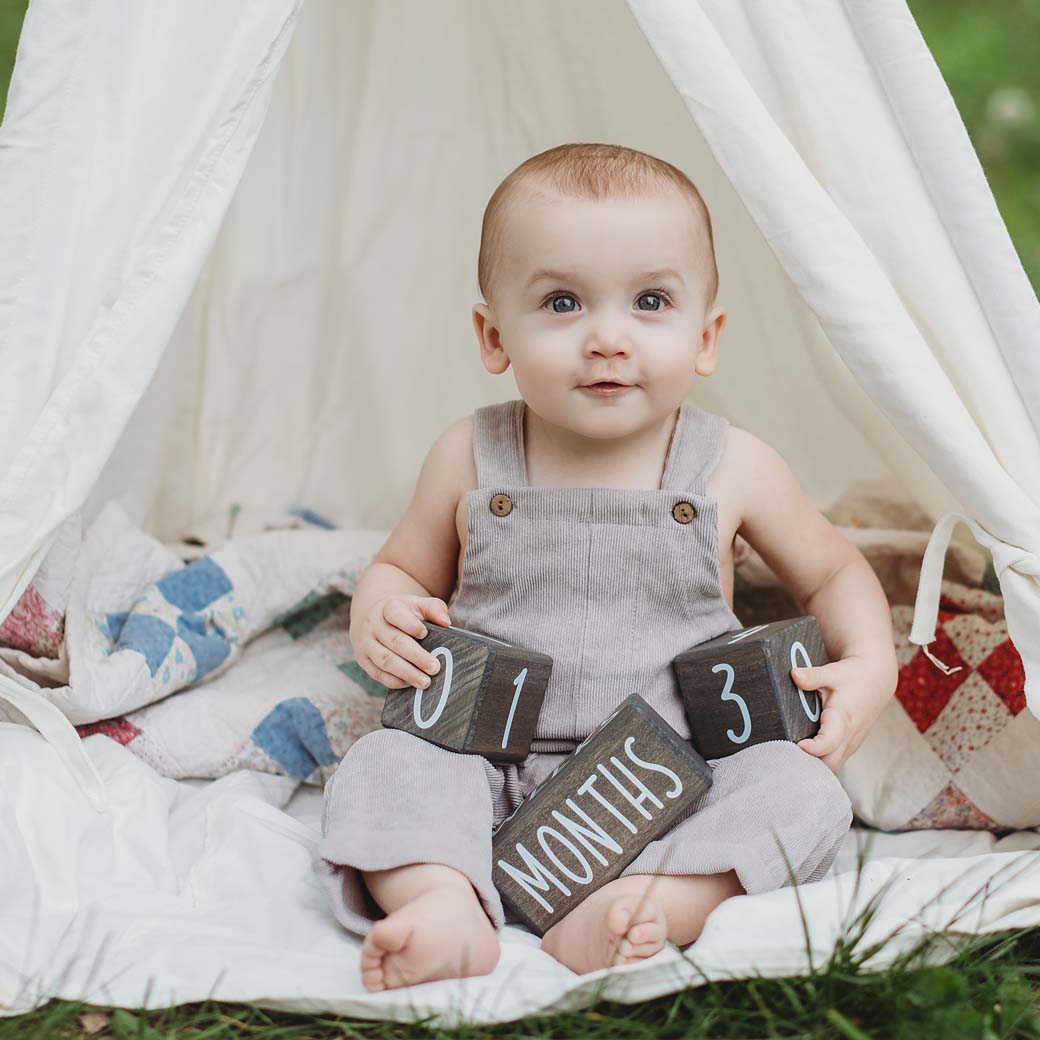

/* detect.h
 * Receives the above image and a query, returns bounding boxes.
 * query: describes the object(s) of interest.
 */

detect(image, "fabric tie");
[911,511,1040,718]
[0,674,109,811]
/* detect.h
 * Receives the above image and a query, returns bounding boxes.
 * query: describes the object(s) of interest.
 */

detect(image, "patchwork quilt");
[1,501,1034,837]
[0,504,388,786]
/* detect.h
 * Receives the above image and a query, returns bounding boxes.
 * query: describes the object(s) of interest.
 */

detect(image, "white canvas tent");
[1,0,1039,1023]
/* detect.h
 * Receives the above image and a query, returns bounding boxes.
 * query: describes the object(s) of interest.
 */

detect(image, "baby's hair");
[477,142,719,309]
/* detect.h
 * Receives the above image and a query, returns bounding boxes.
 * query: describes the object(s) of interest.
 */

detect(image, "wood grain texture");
[673,617,825,760]
[491,694,713,935]
[380,623,552,762]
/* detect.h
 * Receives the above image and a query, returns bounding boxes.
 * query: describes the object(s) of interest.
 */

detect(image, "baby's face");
[474,186,722,441]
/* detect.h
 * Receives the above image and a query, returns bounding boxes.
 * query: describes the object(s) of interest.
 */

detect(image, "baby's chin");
[551,394,683,434]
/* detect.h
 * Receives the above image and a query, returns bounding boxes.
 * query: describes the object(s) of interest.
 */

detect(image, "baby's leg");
[542,740,852,974]
[541,870,744,974]
[360,863,499,991]
[315,729,506,992]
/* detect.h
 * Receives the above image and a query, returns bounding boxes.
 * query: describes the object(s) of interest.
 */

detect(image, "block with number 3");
[380,622,552,762]
[672,616,824,760]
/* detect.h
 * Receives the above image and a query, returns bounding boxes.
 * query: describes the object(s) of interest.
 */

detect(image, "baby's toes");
[361,964,386,992]
[605,894,641,938]
[627,918,667,947]
[606,893,664,938]
[614,938,665,965]
[360,938,387,992]
[613,921,667,966]
[380,951,416,990]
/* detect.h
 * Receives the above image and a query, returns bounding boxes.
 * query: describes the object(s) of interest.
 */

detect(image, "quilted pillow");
[838,580,1040,832]
[0,514,80,659]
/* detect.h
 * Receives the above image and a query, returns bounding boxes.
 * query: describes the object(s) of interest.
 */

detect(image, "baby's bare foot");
[359,885,500,992]
[541,880,668,974]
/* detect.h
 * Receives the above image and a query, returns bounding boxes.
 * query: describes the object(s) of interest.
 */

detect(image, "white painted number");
[727,624,769,645]
[790,641,821,721]
[713,662,752,744]
[413,646,454,729]
[501,667,528,749]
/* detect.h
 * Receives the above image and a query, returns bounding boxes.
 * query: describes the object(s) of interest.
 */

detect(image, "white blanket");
[2,502,1039,1023]
[3,724,1039,1024]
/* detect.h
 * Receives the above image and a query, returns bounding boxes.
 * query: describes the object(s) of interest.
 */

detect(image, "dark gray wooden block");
[380,622,552,762]
[491,694,713,935]
[673,616,825,760]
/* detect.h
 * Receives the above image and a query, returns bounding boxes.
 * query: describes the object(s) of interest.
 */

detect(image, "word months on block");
[491,694,713,935]
[380,622,552,762]
[673,616,825,760]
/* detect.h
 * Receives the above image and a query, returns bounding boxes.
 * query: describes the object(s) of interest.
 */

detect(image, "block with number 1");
[380,622,552,762]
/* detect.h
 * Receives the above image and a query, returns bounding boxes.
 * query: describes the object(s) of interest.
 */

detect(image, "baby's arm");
[725,429,899,771]
[350,418,470,691]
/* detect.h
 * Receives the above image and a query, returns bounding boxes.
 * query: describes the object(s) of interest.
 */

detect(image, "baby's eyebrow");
[524,268,686,289]
[637,268,686,287]
[525,269,581,290]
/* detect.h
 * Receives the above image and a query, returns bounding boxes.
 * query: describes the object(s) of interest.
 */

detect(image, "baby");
[315,143,898,991]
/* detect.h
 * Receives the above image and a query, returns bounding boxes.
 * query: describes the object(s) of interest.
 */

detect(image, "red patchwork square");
[977,639,1027,714]
[75,718,142,746]
[896,626,969,732]
[851,579,1037,833]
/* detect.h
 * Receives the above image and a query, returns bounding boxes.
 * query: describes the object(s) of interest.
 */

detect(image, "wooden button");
[672,501,696,524]
[490,493,513,516]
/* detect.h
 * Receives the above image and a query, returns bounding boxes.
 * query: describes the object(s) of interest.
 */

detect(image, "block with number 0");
[379,622,552,762]
[672,616,825,760]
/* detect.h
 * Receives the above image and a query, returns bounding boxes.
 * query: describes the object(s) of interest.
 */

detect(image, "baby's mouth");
[580,381,634,393]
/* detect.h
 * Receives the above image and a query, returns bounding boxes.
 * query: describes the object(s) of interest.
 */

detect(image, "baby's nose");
[585,327,633,355]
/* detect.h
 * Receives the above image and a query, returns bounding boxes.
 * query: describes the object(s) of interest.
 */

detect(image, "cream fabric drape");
[0,0,302,618]
[627,0,1040,715]
[2,0,1038,731]
[0,0,302,805]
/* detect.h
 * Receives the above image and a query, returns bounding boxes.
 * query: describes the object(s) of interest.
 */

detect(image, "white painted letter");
[552,801,623,866]
[578,773,637,833]
[497,843,570,914]
[537,826,594,884]
[599,760,661,821]
[623,736,684,798]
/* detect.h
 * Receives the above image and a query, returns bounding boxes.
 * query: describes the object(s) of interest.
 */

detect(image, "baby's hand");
[353,595,452,691]
[790,656,896,772]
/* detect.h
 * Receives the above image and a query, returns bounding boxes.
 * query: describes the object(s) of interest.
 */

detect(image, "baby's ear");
[472,303,510,375]
[694,305,726,377]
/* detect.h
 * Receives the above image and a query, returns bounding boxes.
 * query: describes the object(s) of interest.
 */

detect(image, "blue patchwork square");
[156,557,232,613]
[251,698,339,780]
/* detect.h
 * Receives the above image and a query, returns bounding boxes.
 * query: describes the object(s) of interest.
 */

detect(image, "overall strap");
[660,401,729,495]
[471,399,528,488]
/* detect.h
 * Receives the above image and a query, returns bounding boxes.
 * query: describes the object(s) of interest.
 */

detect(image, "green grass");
[3,928,1039,1039]
[907,0,1040,292]
[0,0,25,116]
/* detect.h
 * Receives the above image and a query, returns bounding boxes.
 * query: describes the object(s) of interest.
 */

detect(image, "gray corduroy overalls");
[315,398,853,934]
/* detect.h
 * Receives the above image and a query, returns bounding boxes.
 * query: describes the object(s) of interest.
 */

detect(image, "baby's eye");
[545,294,579,314]
[636,291,670,312]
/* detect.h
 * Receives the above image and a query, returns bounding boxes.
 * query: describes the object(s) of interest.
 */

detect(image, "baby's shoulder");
[709,424,792,506]
[710,424,812,546]
[428,413,478,498]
